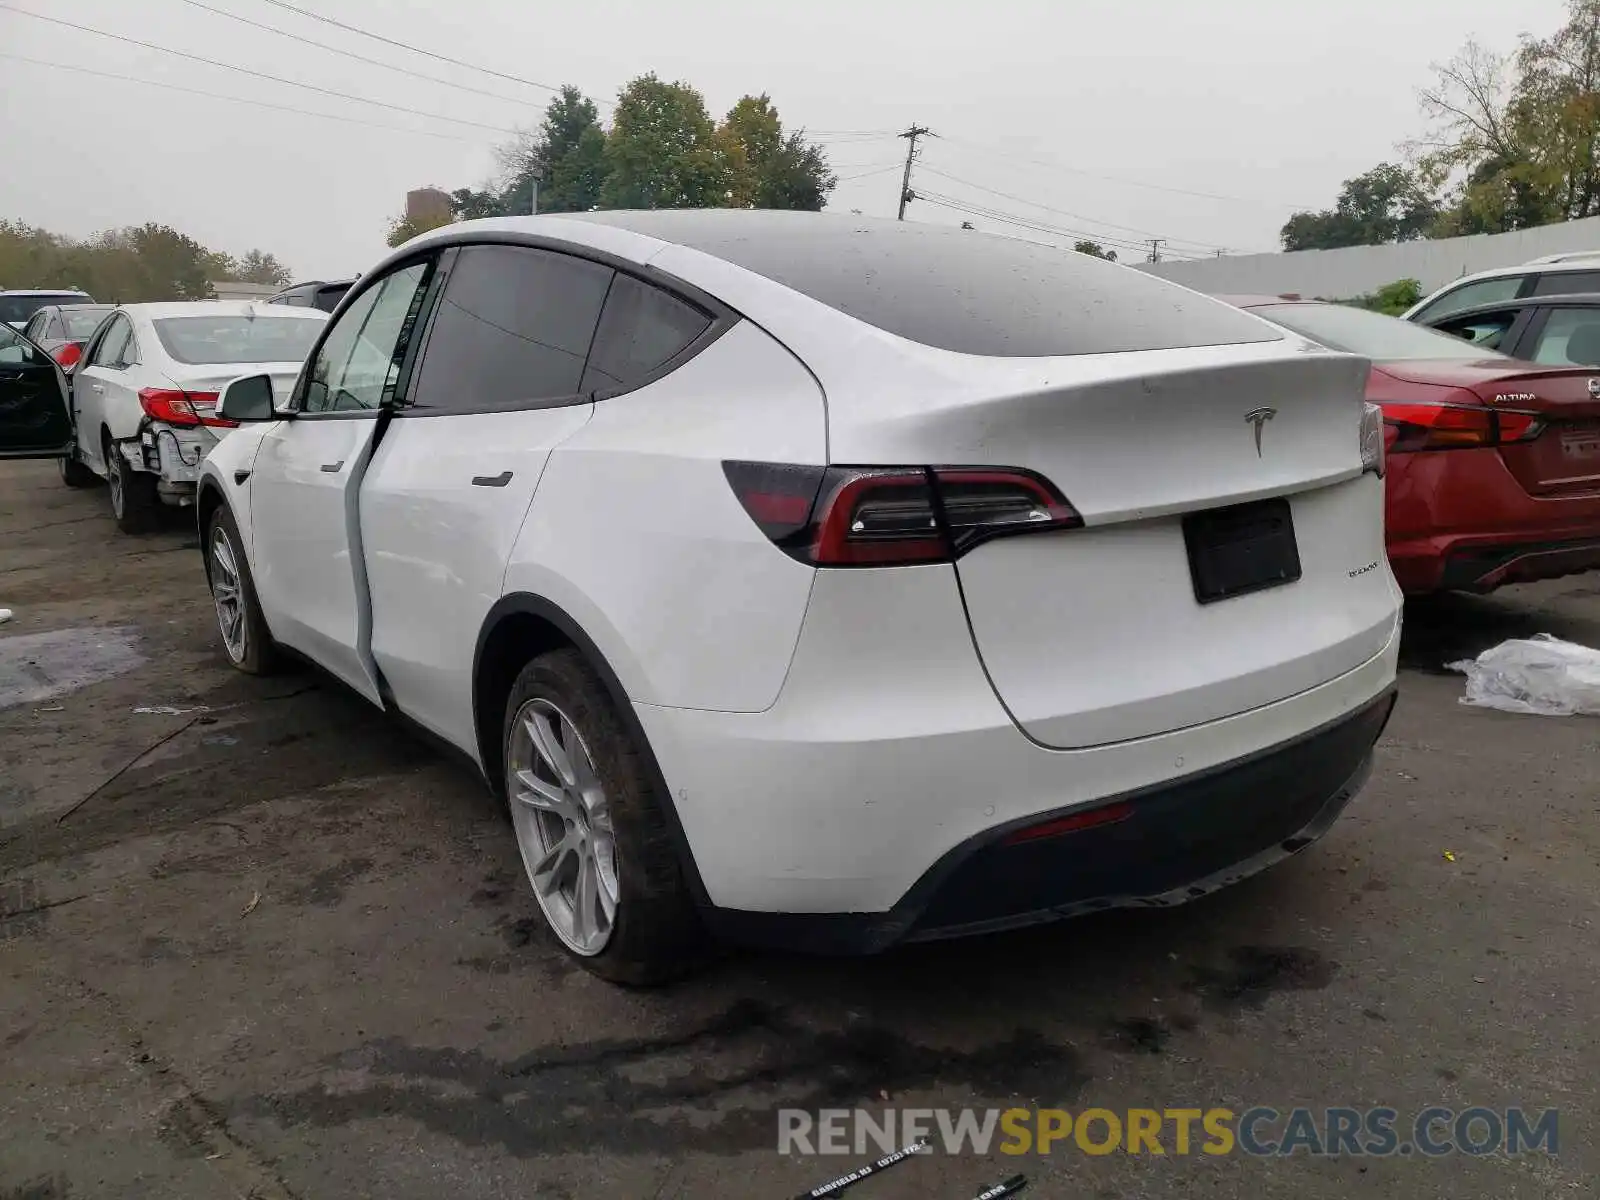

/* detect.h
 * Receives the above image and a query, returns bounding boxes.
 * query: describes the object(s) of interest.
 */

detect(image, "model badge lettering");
[1348,561,1379,578]
[1244,407,1276,457]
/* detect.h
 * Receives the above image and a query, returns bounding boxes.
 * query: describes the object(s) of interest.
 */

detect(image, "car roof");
[0,289,91,297]
[1425,292,1600,322]
[113,300,329,320]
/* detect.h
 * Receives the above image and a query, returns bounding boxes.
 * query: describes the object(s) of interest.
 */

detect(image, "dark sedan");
[19,303,114,369]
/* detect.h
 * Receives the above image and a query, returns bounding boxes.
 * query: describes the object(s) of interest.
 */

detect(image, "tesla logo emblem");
[1244,407,1277,457]
[1589,378,1600,399]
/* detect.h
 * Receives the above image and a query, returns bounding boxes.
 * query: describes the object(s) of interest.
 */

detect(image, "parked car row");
[4,218,1599,986]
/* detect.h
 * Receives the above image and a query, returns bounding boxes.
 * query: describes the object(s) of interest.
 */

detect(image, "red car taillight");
[138,388,234,428]
[1382,402,1541,453]
[53,342,82,369]
[722,461,1082,566]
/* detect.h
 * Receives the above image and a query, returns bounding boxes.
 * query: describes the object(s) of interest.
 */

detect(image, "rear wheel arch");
[196,478,226,582]
[473,592,712,908]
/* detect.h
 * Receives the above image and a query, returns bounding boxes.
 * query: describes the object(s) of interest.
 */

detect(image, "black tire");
[206,506,280,675]
[104,433,160,534]
[58,450,96,488]
[502,648,703,985]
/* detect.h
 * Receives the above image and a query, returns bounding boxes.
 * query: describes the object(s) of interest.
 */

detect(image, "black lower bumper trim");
[704,687,1397,956]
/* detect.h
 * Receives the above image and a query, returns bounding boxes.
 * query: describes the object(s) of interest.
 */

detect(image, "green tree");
[601,74,731,209]
[126,224,216,299]
[385,210,453,248]
[232,249,293,286]
[449,187,506,220]
[1280,164,1441,250]
[718,95,835,210]
[497,86,608,214]
[1340,278,1424,315]
[1073,239,1118,262]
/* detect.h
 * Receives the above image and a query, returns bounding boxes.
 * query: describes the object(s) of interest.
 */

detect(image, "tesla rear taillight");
[1381,402,1542,453]
[722,461,1082,566]
[1360,402,1385,477]
[53,342,82,369]
[138,388,234,429]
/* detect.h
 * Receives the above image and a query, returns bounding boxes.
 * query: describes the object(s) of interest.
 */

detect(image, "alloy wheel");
[107,448,124,519]
[209,527,248,663]
[507,697,619,956]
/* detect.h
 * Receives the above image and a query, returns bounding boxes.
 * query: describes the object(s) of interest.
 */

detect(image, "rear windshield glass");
[153,315,324,364]
[571,212,1279,358]
[1251,303,1508,361]
[61,307,112,337]
[0,294,89,324]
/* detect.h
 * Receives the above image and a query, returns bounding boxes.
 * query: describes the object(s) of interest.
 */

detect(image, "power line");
[178,0,535,107]
[934,133,1318,210]
[259,0,557,93]
[0,4,525,135]
[0,52,494,145]
[915,163,1238,253]
[834,162,905,183]
[915,193,1208,260]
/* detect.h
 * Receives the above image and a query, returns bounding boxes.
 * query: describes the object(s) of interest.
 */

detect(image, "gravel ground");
[1,458,1595,1199]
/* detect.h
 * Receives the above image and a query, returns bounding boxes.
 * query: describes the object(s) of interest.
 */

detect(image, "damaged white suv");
[63,302,327,532]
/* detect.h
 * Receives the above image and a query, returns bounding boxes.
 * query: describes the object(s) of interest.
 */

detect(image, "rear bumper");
[1385,450,1600,593]
[705,688,1394,955]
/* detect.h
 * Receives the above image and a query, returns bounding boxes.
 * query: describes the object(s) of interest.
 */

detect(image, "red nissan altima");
[1222,296,1600,594]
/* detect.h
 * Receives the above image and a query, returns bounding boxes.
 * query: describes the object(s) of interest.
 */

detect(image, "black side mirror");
[217,373,279,422]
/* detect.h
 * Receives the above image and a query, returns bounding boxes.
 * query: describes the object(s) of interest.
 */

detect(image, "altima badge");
[1244,407,1277,457]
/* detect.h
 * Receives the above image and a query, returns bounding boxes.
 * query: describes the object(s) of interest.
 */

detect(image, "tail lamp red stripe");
[1001,801,1135,845]
[1381,401,1541,452]
[722,460,1081,566]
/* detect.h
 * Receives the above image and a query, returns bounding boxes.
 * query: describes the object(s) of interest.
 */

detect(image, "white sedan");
[63,302,327,532]
[0,212,1403,984]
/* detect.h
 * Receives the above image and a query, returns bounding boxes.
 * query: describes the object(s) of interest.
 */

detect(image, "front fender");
[196,422,277,566]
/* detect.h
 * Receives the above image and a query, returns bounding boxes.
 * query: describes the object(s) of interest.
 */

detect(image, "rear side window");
[1527,307,1600,366]
[1532,270,1600,297]
[581,273,712,394]
[408,245,612,413]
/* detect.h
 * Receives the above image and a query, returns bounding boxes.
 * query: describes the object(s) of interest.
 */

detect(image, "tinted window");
[90,317,132,367]
[313,284,351,312]
[21,312,46,341]
[152,315,324,365]
[566,211,1277,357]
[1527,307,1600,366]
[1532,270,1600,297]
[302,261,431,413]
[581,274,712,394]
[1414,276,1524,322]
[407,245,612,413]
[1251,303,1507,361]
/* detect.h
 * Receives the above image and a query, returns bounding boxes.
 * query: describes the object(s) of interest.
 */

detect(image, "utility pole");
[1145,237,1167,263]
[896,124,931,220]
[529,166,543,215]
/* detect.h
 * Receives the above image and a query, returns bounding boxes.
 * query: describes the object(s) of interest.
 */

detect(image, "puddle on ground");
[0,626,145,709]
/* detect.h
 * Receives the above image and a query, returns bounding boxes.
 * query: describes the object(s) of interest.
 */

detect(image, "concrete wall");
[1137,215,1600,299]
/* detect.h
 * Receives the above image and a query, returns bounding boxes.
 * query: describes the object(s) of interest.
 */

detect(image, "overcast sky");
[0,0,1573,280]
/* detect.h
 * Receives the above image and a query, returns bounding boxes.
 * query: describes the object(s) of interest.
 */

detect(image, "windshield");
[1250,302,1509,361]
[61,307,113,337]
[152,314,325,365]
[0,294,89,324]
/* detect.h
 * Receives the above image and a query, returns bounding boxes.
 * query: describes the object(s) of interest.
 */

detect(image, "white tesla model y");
[180,211,1400,982]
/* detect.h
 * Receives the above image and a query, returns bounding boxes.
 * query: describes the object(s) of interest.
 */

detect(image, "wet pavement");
[0,459,1596,1199]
